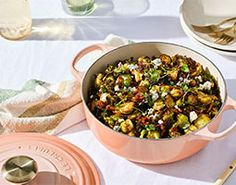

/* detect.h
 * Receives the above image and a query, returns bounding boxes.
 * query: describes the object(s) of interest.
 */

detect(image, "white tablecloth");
[1,0,236,184]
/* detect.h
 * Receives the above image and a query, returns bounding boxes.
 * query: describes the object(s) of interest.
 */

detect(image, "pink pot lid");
[0,133,100,185]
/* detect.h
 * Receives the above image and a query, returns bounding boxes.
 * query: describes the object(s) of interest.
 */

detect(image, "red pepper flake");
[138,116,150,126]
[132,92,144,102]
[96,100,106,109]
[106,105,115,111]
[116,76,123,85]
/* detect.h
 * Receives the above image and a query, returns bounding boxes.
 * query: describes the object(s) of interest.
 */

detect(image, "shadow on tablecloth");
[27,16,185,41]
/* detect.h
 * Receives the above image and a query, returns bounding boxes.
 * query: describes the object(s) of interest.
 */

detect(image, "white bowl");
[180,0,236,51]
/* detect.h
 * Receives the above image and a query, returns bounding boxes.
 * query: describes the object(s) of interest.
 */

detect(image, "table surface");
[1,0,236,185]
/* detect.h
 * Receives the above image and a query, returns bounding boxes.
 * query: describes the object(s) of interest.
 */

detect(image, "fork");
[215,33,234,45]
[191,16,236,34]
[212,23,236,45]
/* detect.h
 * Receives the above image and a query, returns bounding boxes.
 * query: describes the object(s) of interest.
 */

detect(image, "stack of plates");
[180,0,236,56]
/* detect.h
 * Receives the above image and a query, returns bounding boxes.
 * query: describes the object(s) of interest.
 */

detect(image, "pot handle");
[70,44,114,82]
[194,96,236,140]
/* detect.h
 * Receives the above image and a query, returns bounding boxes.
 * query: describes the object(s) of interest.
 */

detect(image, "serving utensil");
[214,159,236,185]
[191,17,236,34]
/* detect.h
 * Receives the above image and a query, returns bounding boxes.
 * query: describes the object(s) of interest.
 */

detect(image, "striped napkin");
[0,80,85,135]
[0,34,131,135]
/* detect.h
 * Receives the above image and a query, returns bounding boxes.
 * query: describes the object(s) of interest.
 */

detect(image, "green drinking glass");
[61,0,95,16]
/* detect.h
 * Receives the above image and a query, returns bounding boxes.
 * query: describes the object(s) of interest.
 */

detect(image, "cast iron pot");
[71,42,236,164]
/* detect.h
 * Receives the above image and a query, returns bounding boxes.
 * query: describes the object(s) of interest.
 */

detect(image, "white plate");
[180,0,236,51]
[180,15,236,56]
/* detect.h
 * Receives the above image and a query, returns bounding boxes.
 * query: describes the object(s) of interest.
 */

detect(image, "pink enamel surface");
[84,100,219,164]
[0,133,100,185]
[71,44,114,82]
[71,42,236,164]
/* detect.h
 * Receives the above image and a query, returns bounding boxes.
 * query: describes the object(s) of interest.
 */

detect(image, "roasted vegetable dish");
[88,54,222,139]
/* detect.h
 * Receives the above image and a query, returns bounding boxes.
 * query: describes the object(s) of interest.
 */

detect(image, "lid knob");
[2,156,38,184]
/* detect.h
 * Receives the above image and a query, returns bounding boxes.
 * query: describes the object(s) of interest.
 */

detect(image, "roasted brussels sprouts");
[165,95,175,108]
[119,102,135,114]
[169,68,179,81]
[147,131,160,139]
[194,114,210,128]
[170,88,183,98]
[132,70,143,82]
[187,94,197,105]
[160,54,172,66]
[197,91,212,105]
[191,63,202,77]
[120,119,134,133]
[150,85,161,94]
[95,73,103,88]
[153,99,165,110]
[176,114,190,129]
[89,54,222,139]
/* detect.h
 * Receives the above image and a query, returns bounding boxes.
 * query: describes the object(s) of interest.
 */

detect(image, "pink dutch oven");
[71,42,236,164]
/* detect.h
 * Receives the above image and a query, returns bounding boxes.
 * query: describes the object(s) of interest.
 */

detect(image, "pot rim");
[81,41,227,142]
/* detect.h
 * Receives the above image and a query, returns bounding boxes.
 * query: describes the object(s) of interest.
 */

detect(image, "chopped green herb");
[181,64,189,73]
[182,84,189,92]
[146,124,156,131]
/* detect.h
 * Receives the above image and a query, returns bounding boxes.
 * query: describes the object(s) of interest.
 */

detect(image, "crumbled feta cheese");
[123,86,127,90]
[189,111,198,123]
[100,93,108,102]
[183,78,191,84]
[176,81,181,86]
[158,120,164,124]
[195,76,203,82]
[183,74,190,84]
[174,105,181,111]
[128,64,138,71]
[150,113,158,120]
[147,108,154,115]
[150,88,157,94]
[152,92,159,101]
[113,125,120,131]
[161,92,168,97]
[199,81,212,90]
[152,58,162,68]
[132,87,137,91]
[179,77,184,81]
[90,95,94,99]
[118,118,124,123]
[114,85,120,91]
[128,87,137,92]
